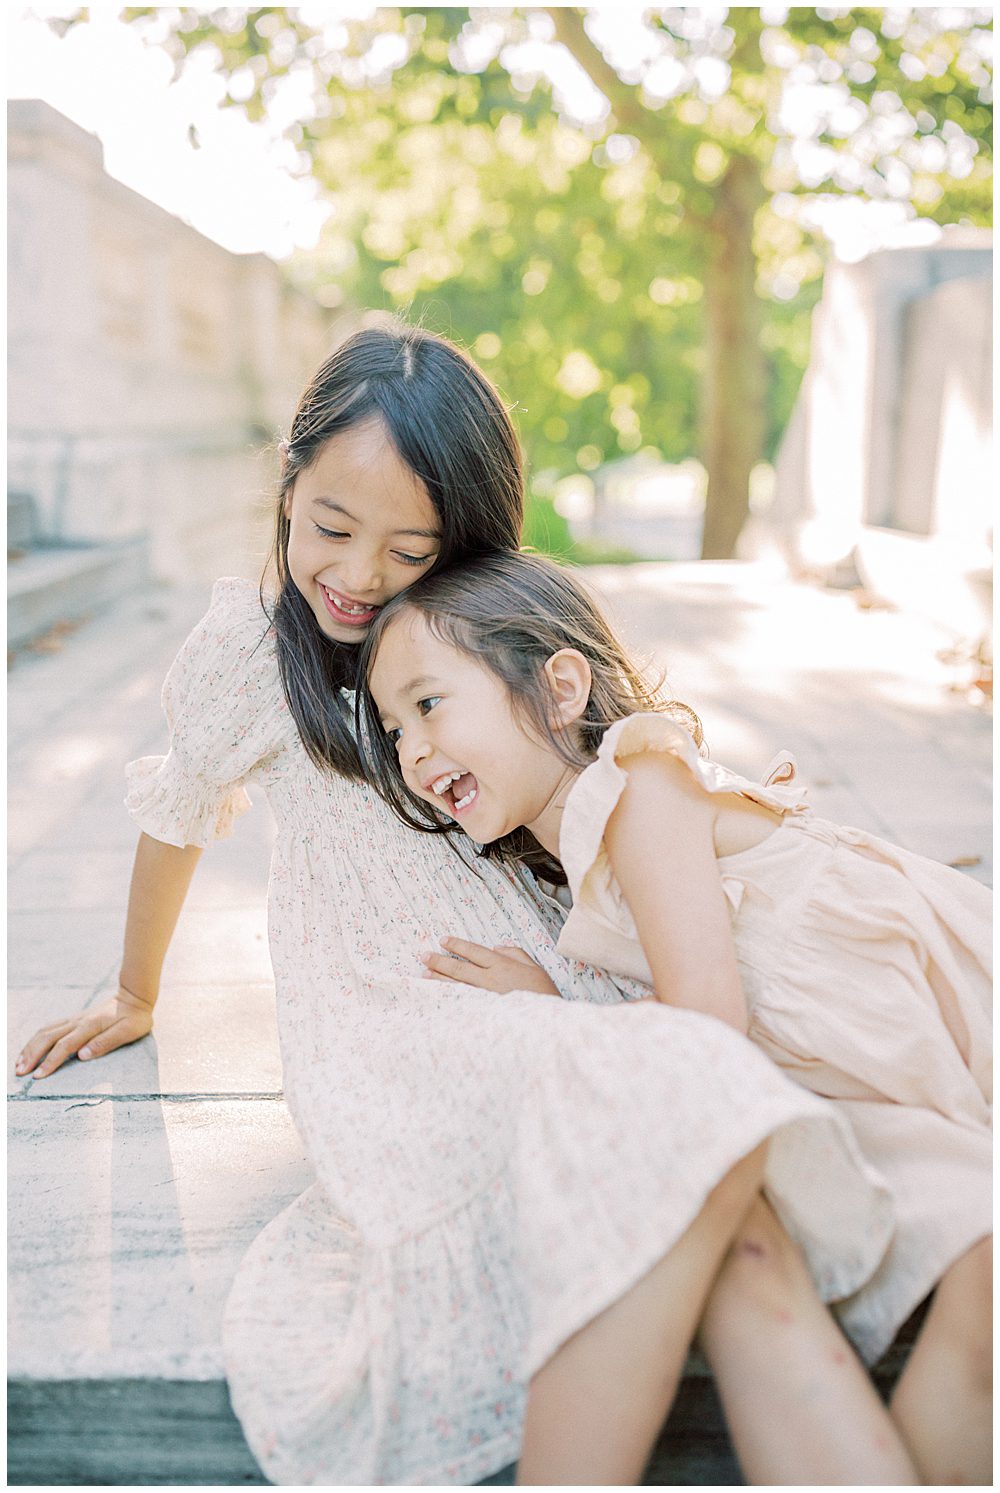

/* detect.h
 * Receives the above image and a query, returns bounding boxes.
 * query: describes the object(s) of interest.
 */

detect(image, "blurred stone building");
[770,228,992,641]
[8,99,333,644]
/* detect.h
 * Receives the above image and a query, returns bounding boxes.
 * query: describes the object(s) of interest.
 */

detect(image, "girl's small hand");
[15,985,156,1080]
[421,938,560,997]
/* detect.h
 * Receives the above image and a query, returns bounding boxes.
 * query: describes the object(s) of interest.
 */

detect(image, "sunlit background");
[6,5,993,643]
[9,5,990,258]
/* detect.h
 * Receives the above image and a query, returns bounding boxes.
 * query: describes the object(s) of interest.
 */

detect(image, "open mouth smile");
[320,583,381,628]
[427,768,479,815]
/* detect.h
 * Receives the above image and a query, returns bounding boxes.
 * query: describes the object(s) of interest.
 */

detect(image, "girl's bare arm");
[604,753,748,1032]
[16,832,203,1078]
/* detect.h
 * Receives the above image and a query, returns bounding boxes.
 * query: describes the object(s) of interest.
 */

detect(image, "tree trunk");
[699,156,767,559]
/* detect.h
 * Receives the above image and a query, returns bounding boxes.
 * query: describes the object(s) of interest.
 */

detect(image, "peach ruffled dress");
[126,582,894,1485]
[557,712,993,1365]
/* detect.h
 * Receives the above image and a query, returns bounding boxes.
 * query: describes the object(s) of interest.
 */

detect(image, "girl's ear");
[543,649,591,729]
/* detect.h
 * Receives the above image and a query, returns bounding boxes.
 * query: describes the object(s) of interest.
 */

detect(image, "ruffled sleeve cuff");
[125,752,252,849]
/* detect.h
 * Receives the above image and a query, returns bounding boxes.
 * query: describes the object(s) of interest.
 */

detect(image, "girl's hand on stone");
[421,938,560,997]
[15,985,156,1079]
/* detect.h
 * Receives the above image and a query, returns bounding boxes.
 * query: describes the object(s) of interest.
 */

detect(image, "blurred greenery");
[96,6,991,556]
[521,493,649,565]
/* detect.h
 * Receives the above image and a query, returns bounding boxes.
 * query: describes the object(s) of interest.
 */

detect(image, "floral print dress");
[126,581,894,1486]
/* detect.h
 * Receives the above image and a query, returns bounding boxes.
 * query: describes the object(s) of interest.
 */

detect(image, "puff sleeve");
[124,578,294,848]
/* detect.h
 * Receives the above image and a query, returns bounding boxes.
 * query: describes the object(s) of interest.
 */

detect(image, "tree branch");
[545,7,708,225]
[546,7,650,135]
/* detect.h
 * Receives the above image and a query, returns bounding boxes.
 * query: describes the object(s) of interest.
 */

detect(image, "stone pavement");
[7,561,991,1485]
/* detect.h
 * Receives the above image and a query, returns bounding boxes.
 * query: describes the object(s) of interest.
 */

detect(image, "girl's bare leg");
[516,1144,766,1487]
[889,1235,992,1485]
[699,1197,918,1485]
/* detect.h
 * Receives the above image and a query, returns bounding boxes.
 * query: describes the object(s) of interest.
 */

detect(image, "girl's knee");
[713,1197,813,1317]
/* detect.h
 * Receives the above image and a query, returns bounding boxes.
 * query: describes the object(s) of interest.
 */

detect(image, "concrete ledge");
[7,1380,267,1487]
[8,1314,923,1487]
[0,1374,744,1486]
[7,539,150,649]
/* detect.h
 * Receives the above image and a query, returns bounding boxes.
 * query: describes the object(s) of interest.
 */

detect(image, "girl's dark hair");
[357,551,702,882]
[267,321,523,777]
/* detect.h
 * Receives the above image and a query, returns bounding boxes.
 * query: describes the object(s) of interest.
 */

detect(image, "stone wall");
[7,99,334,584]
[769,230,992,633]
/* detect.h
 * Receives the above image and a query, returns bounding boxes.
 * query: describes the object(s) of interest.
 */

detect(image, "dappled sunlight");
[588,562,985,726]
[8,1095,311,1379]
[23,733,112,781]
[718,588,956,685]
[7,1099,116,1374]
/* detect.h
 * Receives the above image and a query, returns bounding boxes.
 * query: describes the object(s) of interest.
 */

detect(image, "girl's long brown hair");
[266,322,523,778]
[358,551,702,883]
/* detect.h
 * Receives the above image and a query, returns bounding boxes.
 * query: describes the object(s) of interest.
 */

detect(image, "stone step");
[7,1381,268,1487]
[7,1325,921,1486]
[7,539,150,649]
[7,1374,738,1486]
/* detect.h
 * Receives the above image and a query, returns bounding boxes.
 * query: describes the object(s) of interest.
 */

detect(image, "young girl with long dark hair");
[361,547,991,1486]
[19,327,915,1486]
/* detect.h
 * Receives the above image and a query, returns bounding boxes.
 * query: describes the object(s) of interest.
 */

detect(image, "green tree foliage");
[105,7,991,555]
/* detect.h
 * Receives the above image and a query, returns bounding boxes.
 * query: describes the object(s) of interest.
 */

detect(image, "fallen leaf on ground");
[22,616,91,656]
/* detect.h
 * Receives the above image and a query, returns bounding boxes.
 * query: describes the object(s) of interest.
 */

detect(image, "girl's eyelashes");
[381,696,442,746]
[311,523,434,568]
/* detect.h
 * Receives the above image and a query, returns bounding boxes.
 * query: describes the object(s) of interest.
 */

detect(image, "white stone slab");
[41,790,170,850]
[34,782,278,856]
[889,823,993,884]
[8,848,138,911]
[7,785,92,860]
[151,982,283,1093]
[7,1098,314,1379]
[8,909,124,988]
[9,839,273,913]
[8,902,270,989]
[798,783,886,833]
[834,751,991,844]
[191,842,273,908]
[10,983,283,1098]
[159,905,273,985]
